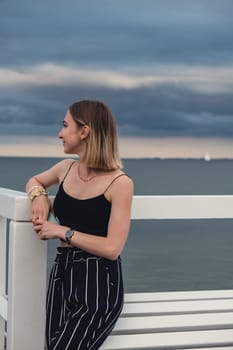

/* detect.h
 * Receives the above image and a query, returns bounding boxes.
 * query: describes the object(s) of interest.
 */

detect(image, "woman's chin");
[63,148,76,155]
[62,144,69,153]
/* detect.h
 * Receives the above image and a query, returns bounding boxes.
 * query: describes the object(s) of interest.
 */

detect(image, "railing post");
[7,221,47,350]
[0,217,7,350]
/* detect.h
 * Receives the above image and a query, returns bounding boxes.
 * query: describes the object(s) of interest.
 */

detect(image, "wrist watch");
[65,229,74,244]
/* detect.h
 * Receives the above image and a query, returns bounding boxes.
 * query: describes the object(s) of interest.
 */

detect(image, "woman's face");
[58,110,85,155]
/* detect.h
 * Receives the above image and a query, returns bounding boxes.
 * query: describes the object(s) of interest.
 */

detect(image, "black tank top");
[53,163,126,237]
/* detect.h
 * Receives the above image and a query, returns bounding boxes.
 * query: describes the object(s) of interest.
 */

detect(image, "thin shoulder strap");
[103,173,128,194]
[61,161,76,183]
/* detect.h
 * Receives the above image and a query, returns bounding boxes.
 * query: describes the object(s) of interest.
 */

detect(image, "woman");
[25,100,134,350]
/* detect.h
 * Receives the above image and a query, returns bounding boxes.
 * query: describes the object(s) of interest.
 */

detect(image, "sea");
[1,156,233,293]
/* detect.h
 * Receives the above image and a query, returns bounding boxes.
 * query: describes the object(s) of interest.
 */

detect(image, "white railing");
[1,187,233,350]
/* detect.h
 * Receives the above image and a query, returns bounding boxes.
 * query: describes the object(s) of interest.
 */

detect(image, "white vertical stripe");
[105,260,120,323]
[78,258,99,348]
[47,264,58,343]
[59,278,64,327]
[68,262,73,304]
[105,268,110,317]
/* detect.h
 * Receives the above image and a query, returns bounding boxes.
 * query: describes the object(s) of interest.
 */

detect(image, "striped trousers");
[46,247,124,350]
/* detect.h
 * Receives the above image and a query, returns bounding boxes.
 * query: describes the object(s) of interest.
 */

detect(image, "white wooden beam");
[132,195,233,219]
[7,221,47,350]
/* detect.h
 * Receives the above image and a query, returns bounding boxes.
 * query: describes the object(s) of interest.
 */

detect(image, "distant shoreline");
[1,135,233,159]
[1,155,233,161]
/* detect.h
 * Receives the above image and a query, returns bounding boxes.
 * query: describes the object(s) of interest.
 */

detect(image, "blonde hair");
[69,100,122,170]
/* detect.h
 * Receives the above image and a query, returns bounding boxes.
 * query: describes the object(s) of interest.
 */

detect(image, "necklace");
[77,164,97,182]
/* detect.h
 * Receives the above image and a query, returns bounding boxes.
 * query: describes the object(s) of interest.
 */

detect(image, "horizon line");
[1,135,233,159]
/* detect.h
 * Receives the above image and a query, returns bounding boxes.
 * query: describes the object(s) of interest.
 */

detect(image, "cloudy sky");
[0,0,233,156]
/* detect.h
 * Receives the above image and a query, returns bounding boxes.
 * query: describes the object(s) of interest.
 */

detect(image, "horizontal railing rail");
[1,187,233,349]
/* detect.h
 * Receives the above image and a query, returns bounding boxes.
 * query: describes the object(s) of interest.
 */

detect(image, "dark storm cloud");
[0,0,233,137]
[1,79,233,137]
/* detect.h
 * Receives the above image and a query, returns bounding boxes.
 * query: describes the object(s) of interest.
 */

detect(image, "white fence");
[1,187,233,350]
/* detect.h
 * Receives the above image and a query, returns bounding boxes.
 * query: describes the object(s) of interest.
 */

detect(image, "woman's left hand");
[34,219,67,241]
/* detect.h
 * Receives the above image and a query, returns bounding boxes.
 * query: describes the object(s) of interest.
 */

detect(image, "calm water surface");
[1,157,233,292]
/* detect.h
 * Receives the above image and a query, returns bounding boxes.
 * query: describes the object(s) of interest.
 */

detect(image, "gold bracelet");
[28,185,45,196]
[29,187,48,201]
[28,185,44,193]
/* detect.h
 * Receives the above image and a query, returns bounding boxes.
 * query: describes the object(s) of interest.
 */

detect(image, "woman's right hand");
[31,195,51,231]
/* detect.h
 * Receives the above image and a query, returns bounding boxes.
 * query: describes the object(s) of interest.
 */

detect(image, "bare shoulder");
[105,173,133,207]
[57,158,76,170]
[50,158,76,178]
[111,172,134,194]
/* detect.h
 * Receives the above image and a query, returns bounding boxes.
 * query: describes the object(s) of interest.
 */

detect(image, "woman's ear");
[81,125,90,140]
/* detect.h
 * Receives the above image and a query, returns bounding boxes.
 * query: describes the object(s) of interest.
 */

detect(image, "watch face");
[66,230,72,238]
[65,230,73,243]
